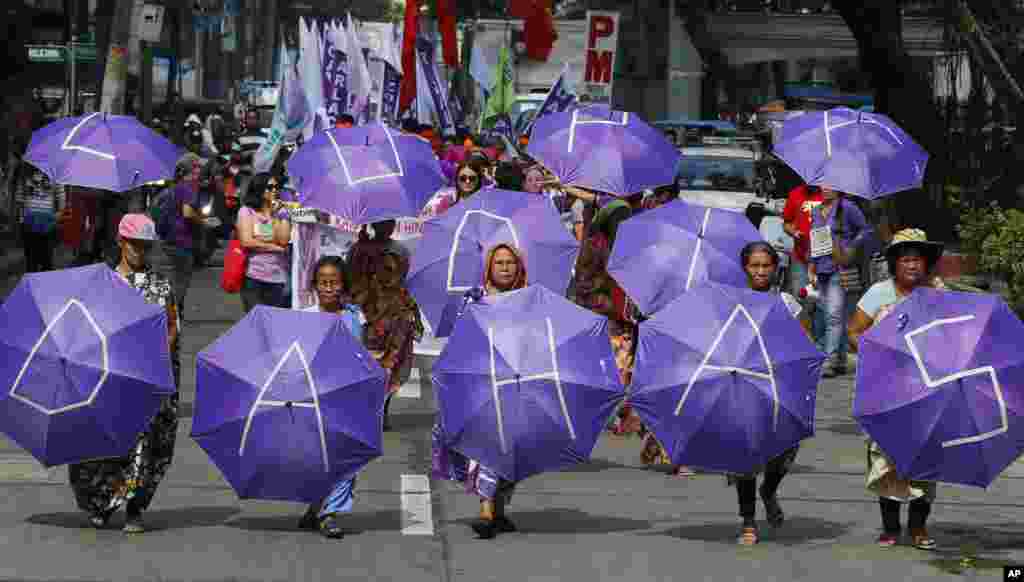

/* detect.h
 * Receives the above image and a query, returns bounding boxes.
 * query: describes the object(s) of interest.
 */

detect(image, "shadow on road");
[555,458,636,473]
[225,509,408,534]
[651,516,852,546]
[451,508,651,534]
[26,506,241,532]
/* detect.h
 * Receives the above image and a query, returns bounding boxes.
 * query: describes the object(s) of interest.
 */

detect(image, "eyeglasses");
[458,174,479,184]
[316,280,343,289]
[266,183,281,192]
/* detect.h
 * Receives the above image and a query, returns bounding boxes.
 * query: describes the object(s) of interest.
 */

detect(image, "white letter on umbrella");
[325,122,403,185]
[904,315,1007,448]
[674,304,779,431]
[566,108,629,153]
[488,318,575,454]
[9,299,110,415]
[239,341,330,472]
[61,112,116,161]
[446,211,520,293]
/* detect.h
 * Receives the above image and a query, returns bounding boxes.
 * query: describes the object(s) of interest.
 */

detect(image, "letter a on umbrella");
[192,306,388,502]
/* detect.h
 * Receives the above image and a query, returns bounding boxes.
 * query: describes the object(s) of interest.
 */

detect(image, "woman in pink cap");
[68,214,180,535]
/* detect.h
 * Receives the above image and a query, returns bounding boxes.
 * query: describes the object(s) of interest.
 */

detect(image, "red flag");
[398,0,420,113]
[436,0,458,67]
[524,1,557,61]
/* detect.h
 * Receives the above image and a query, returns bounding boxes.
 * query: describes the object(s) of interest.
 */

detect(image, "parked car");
[675,146,784,224]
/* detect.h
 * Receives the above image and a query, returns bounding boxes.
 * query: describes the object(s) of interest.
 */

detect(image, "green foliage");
[956,199,1024,315]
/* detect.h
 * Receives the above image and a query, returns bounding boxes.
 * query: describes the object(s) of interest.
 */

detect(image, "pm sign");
[582,11,620,104]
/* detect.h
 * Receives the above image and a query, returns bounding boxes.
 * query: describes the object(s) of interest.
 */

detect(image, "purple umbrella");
[607,199,764,316]
[286,122,445,224]
[24,112,183,192]
[191,306,387,502]
[526,105,680,196]
[630,283,824,474]
[407,188,579,337]
[773,107,929,200]
[434,285,624,482]
[854,288,1024,488]
[0,264,175,467]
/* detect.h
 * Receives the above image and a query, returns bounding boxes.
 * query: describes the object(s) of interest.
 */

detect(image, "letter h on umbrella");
[487,317,576,454]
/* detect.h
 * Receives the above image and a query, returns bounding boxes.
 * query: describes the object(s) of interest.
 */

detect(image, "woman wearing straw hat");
[848,228,945,550]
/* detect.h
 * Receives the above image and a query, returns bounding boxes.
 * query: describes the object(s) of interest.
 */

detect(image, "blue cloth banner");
[448,83,468,133]
[415,38,456,137]
[379,63,402,125]
[322,36,349,123]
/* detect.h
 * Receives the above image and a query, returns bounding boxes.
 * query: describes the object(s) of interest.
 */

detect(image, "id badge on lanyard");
[254,220,273,239]
[810,204,835,258]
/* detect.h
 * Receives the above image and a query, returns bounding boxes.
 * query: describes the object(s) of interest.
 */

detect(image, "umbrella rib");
[488,326,508,455]
[684,208,712,292]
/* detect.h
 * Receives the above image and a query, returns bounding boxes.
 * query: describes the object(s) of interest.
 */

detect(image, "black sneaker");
[471,519,497,539]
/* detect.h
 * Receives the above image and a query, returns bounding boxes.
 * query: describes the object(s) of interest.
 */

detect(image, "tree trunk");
[835,0,951,237]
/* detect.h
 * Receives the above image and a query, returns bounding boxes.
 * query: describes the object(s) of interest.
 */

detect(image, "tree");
[834,0,954,236]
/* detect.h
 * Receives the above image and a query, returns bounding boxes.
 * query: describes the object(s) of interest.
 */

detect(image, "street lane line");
[400,474,434,535]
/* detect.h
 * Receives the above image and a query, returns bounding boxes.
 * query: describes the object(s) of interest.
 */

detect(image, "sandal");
[877,532,899,547]
[673,466,696,477]
[738,525,758,546]
[123,515,146,535]
[89,511,112,529]
[910,528,936,551]
[471,519,497,539]
[319,515,344,539]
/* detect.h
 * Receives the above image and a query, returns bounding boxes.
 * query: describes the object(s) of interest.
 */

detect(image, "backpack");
[152,188,178,241]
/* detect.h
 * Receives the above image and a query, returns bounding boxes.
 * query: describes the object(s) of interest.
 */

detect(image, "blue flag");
[415,37,456,137]
[529,64,577,131]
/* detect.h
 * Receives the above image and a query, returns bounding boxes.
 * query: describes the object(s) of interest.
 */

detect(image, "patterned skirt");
[866,439,937,502]
[69,393,179,517]
[431,424,515,504]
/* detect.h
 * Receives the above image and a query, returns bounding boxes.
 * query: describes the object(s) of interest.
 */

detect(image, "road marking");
[400,474,434,535]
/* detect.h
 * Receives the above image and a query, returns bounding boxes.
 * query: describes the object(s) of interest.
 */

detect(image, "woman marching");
[68,214,179,534]
[360,247,423,431]
[296,255,368,539]
[731,241,812,546]
[432,243,528,539]
[848,229,945,550]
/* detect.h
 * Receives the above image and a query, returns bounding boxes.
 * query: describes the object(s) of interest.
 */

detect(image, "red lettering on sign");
[585,49,613,84]
[587,15,615,48]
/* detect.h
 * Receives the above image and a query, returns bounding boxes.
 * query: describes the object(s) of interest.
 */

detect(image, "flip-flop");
[737,526,758,546]
[319,515,344,539]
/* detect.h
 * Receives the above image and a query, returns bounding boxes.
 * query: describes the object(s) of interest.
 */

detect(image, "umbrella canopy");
[854,288,1024,488]
[607,199,764,316]
[407,188,579,337]
[24,112,183,192]
[434,285,624,482]
[526,105,680,196]
[286,122,445,224]
[772,107,928,200]
[630,283,824,474]
[0,264,175,467]
[191,306,387,503]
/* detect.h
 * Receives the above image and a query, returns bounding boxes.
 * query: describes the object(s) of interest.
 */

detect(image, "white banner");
[290,190,452,310]
[581,11,620,105]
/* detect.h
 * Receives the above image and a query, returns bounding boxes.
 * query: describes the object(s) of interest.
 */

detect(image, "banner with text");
[581,11,620,105]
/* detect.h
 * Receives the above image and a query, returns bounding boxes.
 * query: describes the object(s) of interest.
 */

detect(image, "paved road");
[0,248,1023,582]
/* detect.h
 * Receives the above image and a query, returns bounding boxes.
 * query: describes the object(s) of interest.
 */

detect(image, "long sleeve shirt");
[809,197,870,275]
